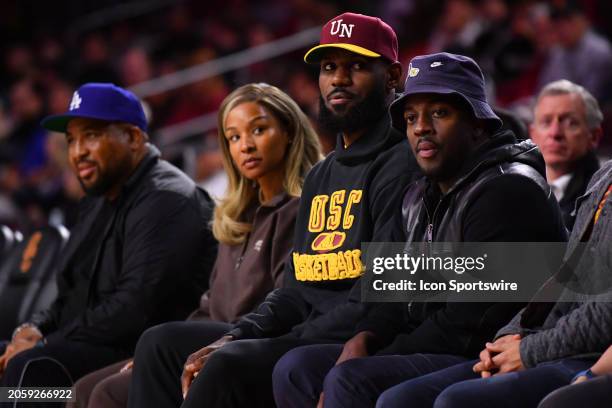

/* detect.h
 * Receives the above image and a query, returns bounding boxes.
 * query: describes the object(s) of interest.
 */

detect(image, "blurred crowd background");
[1,0,611,233]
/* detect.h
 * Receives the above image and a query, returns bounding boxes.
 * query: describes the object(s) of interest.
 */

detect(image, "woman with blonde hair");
[72,83,321,408]
[213,82,322,245]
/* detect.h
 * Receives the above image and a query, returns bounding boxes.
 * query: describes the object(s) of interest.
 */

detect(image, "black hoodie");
[228,114,421,342]
[356,130,568,357]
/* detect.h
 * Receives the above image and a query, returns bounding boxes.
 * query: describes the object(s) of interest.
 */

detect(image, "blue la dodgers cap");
[41,83,147,132]
[390,52,502,133]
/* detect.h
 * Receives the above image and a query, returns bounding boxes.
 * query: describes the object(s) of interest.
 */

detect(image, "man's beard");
[79,175,115,197]
[78,159,131,197]
[318,84,388,135]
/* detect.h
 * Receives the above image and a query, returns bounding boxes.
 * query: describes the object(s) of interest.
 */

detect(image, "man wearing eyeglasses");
[530,79,603,230]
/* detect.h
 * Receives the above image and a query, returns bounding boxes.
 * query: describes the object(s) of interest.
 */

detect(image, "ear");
[529,122,547,147]
[125,126,146,151]
[386,62,403,91]
[283,129,292,148]
[528,123,537,140]
[590,126,603,150]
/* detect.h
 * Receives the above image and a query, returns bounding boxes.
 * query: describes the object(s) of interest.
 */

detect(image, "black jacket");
[229,114,421,342]
[31,145,217,352]
[357,131,567,357]
[558,151,600,231]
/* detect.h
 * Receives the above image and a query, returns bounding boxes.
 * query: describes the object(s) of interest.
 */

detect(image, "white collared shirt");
[550,173,573,201]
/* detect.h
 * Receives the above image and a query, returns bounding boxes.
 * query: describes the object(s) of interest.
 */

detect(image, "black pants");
[0,338,128,408]
[128,321,231,408]
[538,374,612,408]
[128,321,332,408]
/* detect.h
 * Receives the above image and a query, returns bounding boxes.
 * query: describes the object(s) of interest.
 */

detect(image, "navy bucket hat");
[390,52,502,133]
[41,83,147,133]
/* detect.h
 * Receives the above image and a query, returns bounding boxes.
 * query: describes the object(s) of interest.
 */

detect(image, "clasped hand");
[0,328,43,377]
[473,334,524,378]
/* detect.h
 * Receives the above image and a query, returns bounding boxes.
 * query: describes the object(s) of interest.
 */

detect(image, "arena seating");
[0,225,69,339]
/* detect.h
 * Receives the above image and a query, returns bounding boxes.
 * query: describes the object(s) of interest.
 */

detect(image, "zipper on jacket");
[422,197,443,243]
[234,255,244,270]
[426,224,433,242]
[422,198,433,242]
[234,232,251,271]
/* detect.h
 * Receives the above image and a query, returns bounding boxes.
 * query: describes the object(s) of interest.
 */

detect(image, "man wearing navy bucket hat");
[0,83,216,394]
[270,53,567,408]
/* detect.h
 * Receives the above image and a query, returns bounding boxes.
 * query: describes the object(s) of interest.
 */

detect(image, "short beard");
[78,158,132,198]
[317,83,389,135]
[79,176,113,197]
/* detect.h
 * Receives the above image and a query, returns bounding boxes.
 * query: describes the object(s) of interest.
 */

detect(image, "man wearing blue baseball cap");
[0,83,217,394]
[271,53,567,408]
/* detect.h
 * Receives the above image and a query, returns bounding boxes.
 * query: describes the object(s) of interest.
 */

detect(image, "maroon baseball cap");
[304,12,398,64]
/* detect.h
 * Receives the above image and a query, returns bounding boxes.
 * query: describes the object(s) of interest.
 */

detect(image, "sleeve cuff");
[494,330,518,341]
[354,322,392,347]
[519,334,538,368]
[572,369,595,383]
[226,326,248,340]
[43,331,64,345]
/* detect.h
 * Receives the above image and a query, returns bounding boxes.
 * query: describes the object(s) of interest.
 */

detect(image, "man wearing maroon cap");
[304,12,399,63]
[128,12,421,408]
[271,52,566,408]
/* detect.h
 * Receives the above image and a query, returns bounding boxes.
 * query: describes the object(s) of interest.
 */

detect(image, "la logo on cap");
[408,63,420,78]
[330,19,355,38]
[69,91,82,111]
